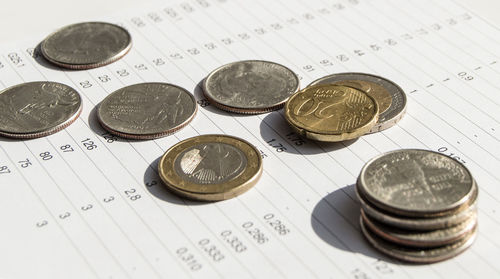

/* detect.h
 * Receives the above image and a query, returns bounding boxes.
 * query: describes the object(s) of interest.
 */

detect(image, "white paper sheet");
[1,0,499,278]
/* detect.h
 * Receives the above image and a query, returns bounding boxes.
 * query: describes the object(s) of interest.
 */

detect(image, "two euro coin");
[356,149,478,263]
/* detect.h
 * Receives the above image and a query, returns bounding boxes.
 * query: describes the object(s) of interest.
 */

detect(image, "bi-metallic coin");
[158,134,263,201]
[0,81,82,139]
[41,22,132,70]
[203,60,300,114]
[309,73,407,133]
[360,215,477,263]
[284,84,378,142]
[97,83,197,140]
[357,149,477,217]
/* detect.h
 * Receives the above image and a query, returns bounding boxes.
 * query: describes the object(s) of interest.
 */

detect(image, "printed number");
[170,53,184,59]
[372,259,393,274]
[221,38,234,45]
[80,81,92,88]
[153,58,166,66]
[145,180,158,187]
[98,75,111,83]
[131,17,146,27]
[60,144,74,152]
[352,268,371,279]
[135,64,148,71]
[101,132,117,143]
[180,3,195,13]
[0,165,11,174]
[81,138,97,150]
[458,72,474,81]
[270,23,283,30]
[204,43,217,50]
[264,213,290,235]
[176,247,203,271]
[59,212,71,219]
[81,204,93,211]
[237,33,251,40]
[197,99,210,107]
[116,69,130,77]
[336,54,349,62]
[103,196,115,203]
[8,52,24,67]
[303,65,315,72]
[148,12,163,23]
[187,48,200,55]
[36,220,48,227]
[384,39,398,46]
[18,158,32,168]
[333,3,345,10]
[303,13,315,20]
[39,152,53,161]
[266,139,287,152]
[124,188,141,201]
[320,59,333,66]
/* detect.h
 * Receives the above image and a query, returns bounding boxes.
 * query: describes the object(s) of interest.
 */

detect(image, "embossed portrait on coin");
[218,63,286,106]
[175,143,247,184]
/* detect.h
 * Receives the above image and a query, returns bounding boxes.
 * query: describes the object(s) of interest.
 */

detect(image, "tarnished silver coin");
[203,60,300,114]
[309,73,407,133]
[97,83,197,140]
[41,22,132,70]
[356,186,478,230]
[0,81,82,139]
[361,209,477,248]
[360,216,477,263]
[357,149,477,217]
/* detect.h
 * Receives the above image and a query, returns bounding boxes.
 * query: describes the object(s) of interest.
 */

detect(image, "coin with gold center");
[158,134,263,201]
[284,84,378,142]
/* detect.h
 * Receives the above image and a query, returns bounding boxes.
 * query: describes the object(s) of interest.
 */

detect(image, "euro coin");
[158,134,263,201]
[284,84,378,142]
[357,149,477,217]
[41,22,132,70]
[309,73,406,133]
[203,60,299,114]
[97,83,197,140]
[0,81,82,139]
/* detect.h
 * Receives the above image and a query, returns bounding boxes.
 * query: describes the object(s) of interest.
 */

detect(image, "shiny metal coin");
[357,149,477,217]
[361,209,477,248]
[356,183,478,230]
[97,83,197,140]
[360,215,477,264]
[309,73,407,133]
[203,60,300,114]
[41,22,132,70]
[0,81,82,139]
[284,84,378,142]
[158,134,263,201]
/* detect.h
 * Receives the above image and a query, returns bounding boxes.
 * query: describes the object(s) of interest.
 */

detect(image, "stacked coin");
[0,81,82,139]
[158,134,263,201]
[97,83,197,140]
[284,72,407,142]
[356,149,478,263]
[203,60,300,114]
[41,22,132,70]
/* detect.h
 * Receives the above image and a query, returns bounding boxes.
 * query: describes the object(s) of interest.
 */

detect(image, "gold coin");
[284,84,378,142]
[331,80,392,115]
[158,134,263,201]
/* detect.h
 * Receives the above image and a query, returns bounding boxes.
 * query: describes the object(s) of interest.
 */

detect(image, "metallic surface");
[310,73,407,133]
[0,81,82,138]
[97,83,197,140]
[360,216,477,263]
[284,84,378,142]
[358,149,476,217]
[356,182,478,230]
[41,22,132,69]
[361,209,477,248]
[203,60,299,114]
[158,134,263,201]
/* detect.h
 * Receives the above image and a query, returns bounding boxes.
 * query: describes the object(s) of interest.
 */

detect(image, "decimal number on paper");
[198,238,225,262]
[220,230,247,253]
[242,221,269,244]
[176,247,203,271]
[263,213,290,235]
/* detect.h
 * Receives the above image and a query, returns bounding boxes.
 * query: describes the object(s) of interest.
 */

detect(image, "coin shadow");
[143,156,210,206]
[259,112,358,156]
[311,184,399,263]
[192,79,269,118]
[31,43,67,71]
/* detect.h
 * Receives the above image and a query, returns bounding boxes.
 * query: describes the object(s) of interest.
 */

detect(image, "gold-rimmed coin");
[158,134,263,201]
[284,84,378,142]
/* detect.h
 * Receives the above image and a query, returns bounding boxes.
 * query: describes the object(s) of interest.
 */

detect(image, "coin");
[284,84,378,142]
[203,60,300,114]
[357,149,477,217]
[360,215,477,263]
[361,209,477,248]
[0,81,82,139]
[41,22,132,70]
[158,135,263,201]
[309,73,407,133]
[356,185,478,230]
[97,83,197,140]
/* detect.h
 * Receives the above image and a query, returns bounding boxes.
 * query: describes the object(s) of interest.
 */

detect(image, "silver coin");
[309,73,407,133]
[357,149,477,217]
[41,22,132,70]
[0,81,82,139]
[356,181,478,230]
[203,60,300,114]
[361,209,477,248]
[360,215,477,263]
[97,83,197,140]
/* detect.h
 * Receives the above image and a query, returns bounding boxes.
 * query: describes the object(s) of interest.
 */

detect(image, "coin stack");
[284,73,407,142]
[356,149,478,263]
